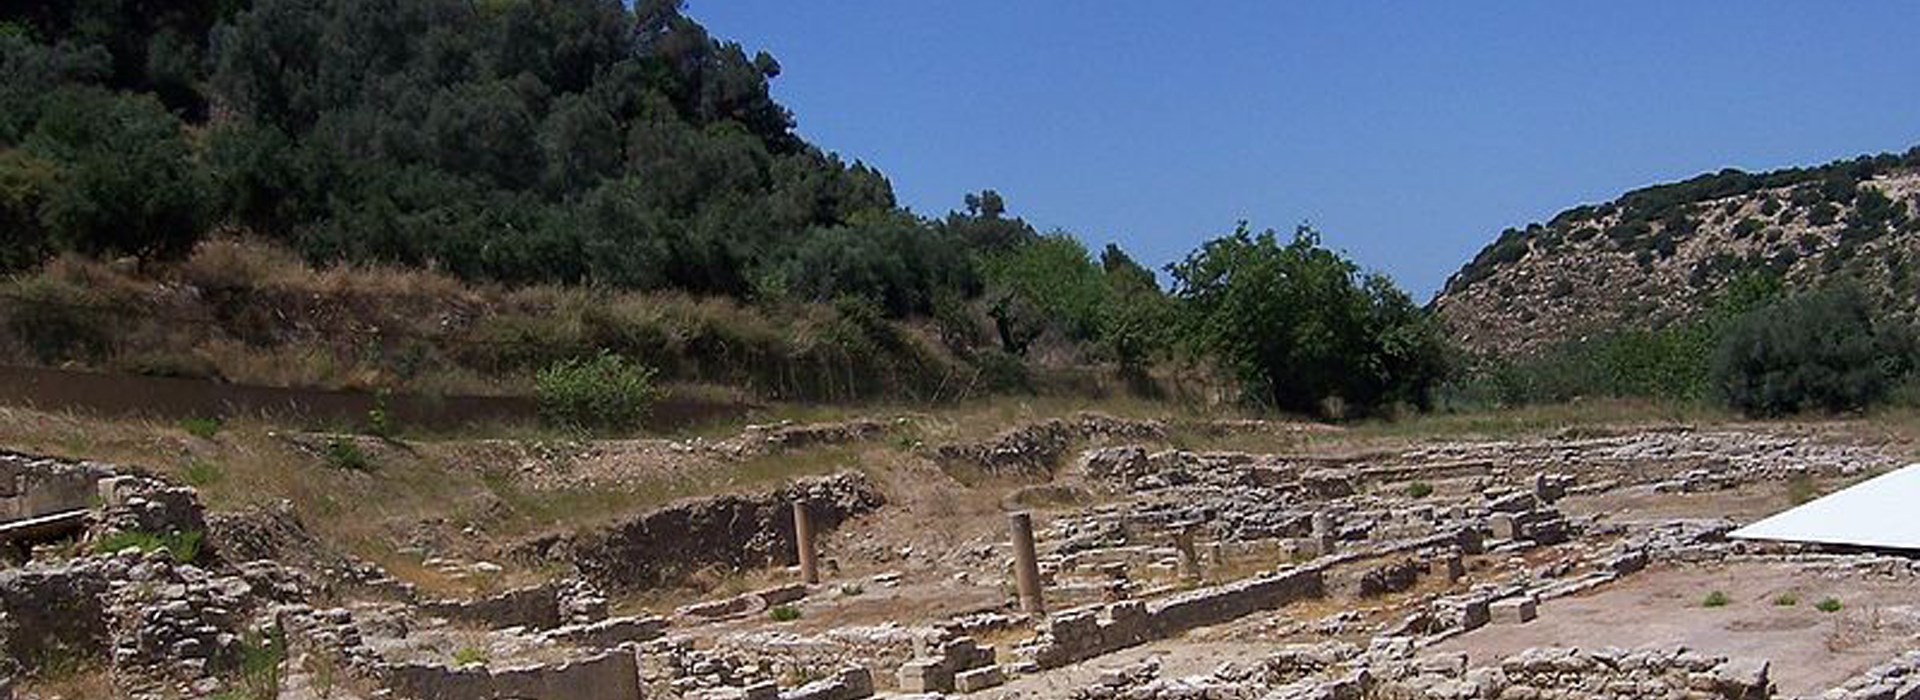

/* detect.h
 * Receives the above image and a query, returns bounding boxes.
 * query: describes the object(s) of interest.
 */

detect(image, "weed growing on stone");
[452,646,489,666]
[93,529,202,564]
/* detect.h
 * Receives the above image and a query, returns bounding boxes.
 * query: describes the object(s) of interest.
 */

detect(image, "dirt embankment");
[509,472,884,592]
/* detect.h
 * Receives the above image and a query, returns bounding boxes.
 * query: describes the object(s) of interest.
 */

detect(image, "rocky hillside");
[1434,149,1920,357]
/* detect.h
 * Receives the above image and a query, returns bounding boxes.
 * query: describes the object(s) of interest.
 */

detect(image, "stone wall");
[511,472,883,592]
[380,646,641,700]
[1019,564,1325,669]
[0,559,110,674]
[0,452,110,522]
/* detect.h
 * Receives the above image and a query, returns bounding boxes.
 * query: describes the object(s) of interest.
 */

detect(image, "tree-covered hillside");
[0,0,1450,418]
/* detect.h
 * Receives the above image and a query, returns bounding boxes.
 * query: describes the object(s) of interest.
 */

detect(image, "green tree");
[25,87,207,259]
[1170,224,1447,416]
[1711,287,1913,417]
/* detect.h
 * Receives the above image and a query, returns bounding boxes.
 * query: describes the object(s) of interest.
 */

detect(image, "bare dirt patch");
[1431,561,1920,695]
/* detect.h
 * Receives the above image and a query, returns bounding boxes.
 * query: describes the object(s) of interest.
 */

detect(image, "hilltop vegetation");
[1436,149,1920,417]
[0,0,1448,420]
[1437,150,1920,356]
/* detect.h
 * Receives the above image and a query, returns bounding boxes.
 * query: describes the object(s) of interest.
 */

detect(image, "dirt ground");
[1431,561,1920,695]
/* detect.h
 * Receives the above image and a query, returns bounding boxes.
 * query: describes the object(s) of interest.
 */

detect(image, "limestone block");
[1490,596,1538,625]
[896,659,951,693]
[954,666,1006,693]
[1488,514,1518,540]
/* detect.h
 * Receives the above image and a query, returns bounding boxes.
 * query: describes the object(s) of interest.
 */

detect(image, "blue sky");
[686,2,1920,300]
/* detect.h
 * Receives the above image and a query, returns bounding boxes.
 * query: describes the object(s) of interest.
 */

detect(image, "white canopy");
[1730,463,1920,551]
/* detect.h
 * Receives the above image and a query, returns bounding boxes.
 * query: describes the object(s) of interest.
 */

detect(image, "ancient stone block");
[1490,596,1538,624]
[954,665,1006,693]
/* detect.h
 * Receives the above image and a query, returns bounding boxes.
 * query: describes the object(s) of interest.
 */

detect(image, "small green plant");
[322,438,373,471]
[183,459,223,487]
[234,628,286,700]
[367,391,396,439]
[1815,597,1843,613]
[452,646,489,666]
[1772,593,1799,607]
[180,416,223,440]
[536,351,659,433]
[93,529,203,563]
[1702,590,1730,608]
[768,604,802,622]
[1405,481,1434,498]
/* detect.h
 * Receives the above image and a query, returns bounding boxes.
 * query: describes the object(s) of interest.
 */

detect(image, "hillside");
[1434,150,1920,357]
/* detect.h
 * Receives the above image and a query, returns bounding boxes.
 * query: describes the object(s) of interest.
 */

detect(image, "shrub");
[93,529,202,563]
[536,351,659,432]
[1405,482,1434,498]
[1772,593,1799,606]
[180,416,223,440]
[1702,590,1730,608]
[321,439,373,471]
[1710,287,1913,417]
[768,604,802,622]
[1815,597,1843,613]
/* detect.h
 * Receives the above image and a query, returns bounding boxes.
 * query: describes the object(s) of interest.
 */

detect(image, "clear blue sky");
[686,2,1920,300]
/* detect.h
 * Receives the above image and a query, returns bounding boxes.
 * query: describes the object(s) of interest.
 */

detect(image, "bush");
[536,351,659,432]
[1815,597,1843,613]
[768,604,802,622]
[1702,590,1730,608]
[1405,482,1434,498]
[1772,593,1798,606]
[321,439,373,471]
[180,416,223,440]
[1711,288,1913,417]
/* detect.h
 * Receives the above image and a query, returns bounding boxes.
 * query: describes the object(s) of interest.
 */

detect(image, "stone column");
[793,501,819,585]
[1009,511,1045,614]
[1173,527,1202,581]
[1308,512,1337,556]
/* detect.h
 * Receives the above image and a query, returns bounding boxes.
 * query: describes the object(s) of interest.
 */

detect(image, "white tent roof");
[1730,463,1920,550]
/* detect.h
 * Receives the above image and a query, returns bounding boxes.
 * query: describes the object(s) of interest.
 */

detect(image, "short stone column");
[793,501,819,584]
[1009,511,1045,614]
[1173,526,1202,581]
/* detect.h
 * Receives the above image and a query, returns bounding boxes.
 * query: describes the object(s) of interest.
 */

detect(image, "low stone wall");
[934,413,1168,477]
[1381,647,1771,700]
[0,559,111,673]
[0,452,110,522]
[1019,564,1325,669]
[1819,650,1920,700]
[511,472,884,592]
[380,646,641,700]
